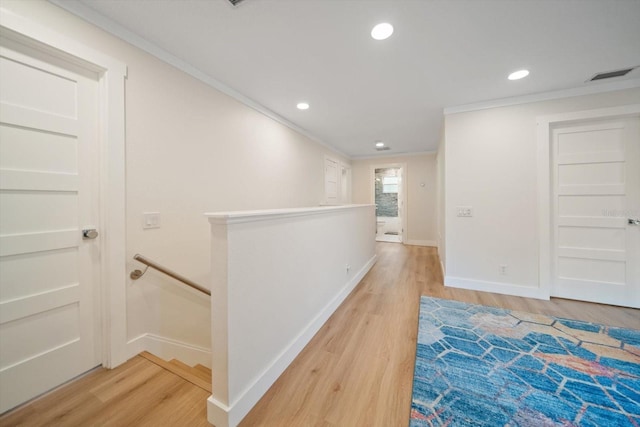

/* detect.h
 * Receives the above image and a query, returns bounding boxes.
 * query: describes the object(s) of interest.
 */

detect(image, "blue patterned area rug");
[410,297,640,426]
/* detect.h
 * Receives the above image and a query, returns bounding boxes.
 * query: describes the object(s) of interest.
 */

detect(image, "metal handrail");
[130,253,211,296]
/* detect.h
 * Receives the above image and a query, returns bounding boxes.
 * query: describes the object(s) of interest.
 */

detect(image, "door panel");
[551,116,639,307]
[0,37,101,412]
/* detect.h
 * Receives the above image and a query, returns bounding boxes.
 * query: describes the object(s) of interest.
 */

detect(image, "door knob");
[83,229,99,239]
[629,218,640,225]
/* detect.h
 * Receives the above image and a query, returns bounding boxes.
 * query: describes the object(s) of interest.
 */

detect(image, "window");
[382,176,399,193]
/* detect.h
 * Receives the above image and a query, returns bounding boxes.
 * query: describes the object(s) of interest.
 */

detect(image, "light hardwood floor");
[2,243,637,426]
[0,355,211,427]
[240,243,639,426]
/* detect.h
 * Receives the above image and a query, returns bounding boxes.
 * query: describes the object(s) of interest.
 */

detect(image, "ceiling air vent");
[227,0,245,6]
[376,146,390,152]
[589,67,636,81]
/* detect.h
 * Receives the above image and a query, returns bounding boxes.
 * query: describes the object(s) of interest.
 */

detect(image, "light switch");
[142,212,160,229]
[456,206,473,217]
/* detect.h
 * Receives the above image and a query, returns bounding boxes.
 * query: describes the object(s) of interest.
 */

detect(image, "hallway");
[2,243,637,426]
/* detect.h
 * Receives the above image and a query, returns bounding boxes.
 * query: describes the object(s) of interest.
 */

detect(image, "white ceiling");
[56,0,640,158]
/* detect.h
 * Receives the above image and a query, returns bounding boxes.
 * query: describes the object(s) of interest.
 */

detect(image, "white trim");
[536,116,553,299]
[444,78,640,115]
[127,334,212,368]
[536,104,640,302]
[207,254,376,427]
[206,204,374,225]
[405,240,437,247]
[351,150,437,160]
[49,0,348,159]
[445,276,549,300]
[0,9,128,368]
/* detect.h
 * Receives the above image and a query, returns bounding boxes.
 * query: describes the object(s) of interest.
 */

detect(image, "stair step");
[190,364,212,383]
[139,352,211,393]
[169,359,210,382]
[169,359,192,370]
[194,364,212,375]
[167,359,211,382]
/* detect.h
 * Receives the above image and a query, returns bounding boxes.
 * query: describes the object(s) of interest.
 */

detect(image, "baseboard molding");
[127,333,211,368]
[445,276,549,300]
[207,254,377,427]
[404,239,437,247]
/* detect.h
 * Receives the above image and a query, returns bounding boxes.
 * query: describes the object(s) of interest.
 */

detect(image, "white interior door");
[0,36,102,412]
[551,115,640,308]
[324,157,338,205]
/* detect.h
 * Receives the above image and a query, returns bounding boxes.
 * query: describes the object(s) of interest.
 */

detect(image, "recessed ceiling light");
[508,69,530,80]
[371,23,394,40]
[296,102,309,110]
[375,141,385,147]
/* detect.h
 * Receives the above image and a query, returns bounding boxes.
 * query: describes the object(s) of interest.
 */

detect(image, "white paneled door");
[324,157,338,205]
[0,37,102,412]
[551,115,640,308]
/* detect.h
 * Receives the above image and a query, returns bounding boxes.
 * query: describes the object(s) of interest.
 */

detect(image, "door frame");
[1,10,128,367]
[370,163,407,244]
[536,104,640,300]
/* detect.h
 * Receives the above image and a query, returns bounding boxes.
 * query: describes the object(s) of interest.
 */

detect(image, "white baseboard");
[127,333,212,368]
[207,254,377,427]
[404,239,436,247]
[445,276,550,300]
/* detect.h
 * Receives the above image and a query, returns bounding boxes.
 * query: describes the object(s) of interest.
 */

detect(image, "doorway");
[0,11,128,412]
[374,167,403,243]
[538,105,640,308]
[0,33,103,413]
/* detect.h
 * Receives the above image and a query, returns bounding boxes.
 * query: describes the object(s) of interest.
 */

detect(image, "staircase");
[139,351,212,393]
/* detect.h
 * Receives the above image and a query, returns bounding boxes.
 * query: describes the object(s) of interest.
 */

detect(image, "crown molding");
[444,78,640,115]
[48,0,348,158]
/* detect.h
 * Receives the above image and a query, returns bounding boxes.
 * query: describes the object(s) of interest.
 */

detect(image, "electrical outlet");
[346,264,351,274]
[142,212,160,229]
[499,265,507,275]
[456,206,473,217]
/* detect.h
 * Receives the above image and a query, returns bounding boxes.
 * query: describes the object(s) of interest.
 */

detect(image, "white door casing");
[0,8,127,411]
[538,105,640,308]
[370,163,407,244]
[398,167,404,237]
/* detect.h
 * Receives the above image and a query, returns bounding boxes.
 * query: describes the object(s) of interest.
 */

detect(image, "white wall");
[352,154,437,246]
[3,0,350,361]
[207,205,376,427]
[444,88,640,297]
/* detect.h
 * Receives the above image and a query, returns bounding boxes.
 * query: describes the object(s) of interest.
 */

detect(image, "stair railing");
[130,253,211,296]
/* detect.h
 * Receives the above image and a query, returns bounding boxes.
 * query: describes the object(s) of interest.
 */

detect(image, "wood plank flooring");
[2,243,637,426]
[240,243,639,427]
[0,355,211,427]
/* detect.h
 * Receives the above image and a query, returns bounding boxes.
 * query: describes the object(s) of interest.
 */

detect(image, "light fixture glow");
[375,141,385,147]
[371,23,394,40]
[296,102,309,110]
[508,69,530,80]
